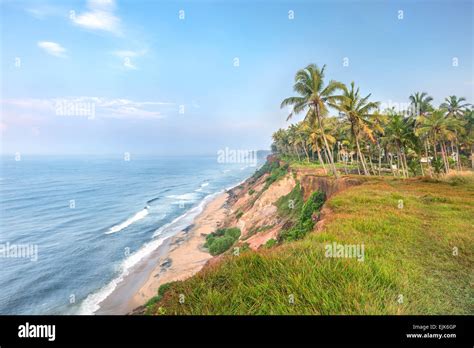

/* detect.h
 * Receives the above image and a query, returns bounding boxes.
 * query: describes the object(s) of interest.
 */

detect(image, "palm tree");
[416,110,464,174]
[281,64,345,178]
[409,92,433,117]
[440,96,471,118]
[440,96,471,170]
[330,82,380,176]
[382,113,416,178]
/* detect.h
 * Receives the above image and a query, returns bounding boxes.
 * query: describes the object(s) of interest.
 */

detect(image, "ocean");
[0,155,264,314]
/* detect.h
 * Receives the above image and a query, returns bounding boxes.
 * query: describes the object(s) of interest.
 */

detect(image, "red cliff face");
[294,170,363,201]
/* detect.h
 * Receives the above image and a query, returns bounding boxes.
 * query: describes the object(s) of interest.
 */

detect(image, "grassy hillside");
[146,174,474,315]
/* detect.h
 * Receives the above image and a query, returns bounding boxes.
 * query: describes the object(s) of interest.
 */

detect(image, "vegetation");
[235,210,243,219]
[144,282,175,314]
[148,175,474,314]
[144,62,473,316]
[263,239,278,248]
[280,190,325,241]
[204,227,241,256]
[275,182,304,222]
[263,163,289,190]
[273,64,473,178]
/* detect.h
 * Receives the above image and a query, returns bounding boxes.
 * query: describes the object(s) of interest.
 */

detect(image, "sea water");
[0,154,264,314]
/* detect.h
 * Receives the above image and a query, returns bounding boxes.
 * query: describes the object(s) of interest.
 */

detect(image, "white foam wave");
[201,182,209,187]
[105,208,149,234]
[166,192,197,201]
[153,191,221,238]
[77,236,166,315]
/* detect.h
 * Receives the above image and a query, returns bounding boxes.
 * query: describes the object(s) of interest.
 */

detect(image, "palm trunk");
[424,140,433,178]
[389,153,396,177]
[302,142,310,162]
[402,152,409,178]
[315,142,327,174]
[294,144,300,161]
[356,152,361,175]
[315,105,339,178]
[355,137,369,176]
[471,145,474,169]
[377,142,382,176]
[441,141,449,173]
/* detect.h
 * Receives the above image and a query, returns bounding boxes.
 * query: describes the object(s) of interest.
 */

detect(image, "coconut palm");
[382,113,416,177]
[409,92,433,117]
[440,96,471,170]
[281,64,345,178]
[416,110,464,173]
[440,96,471,119]
[330,82,380,176]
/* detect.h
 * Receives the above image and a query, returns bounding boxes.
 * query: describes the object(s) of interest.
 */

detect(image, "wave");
[105,208,149,234]
[146,197,161,205]
[166,192,197,201]
[78,191,223,314]
[153,190,222,238]
[76,236,166,315]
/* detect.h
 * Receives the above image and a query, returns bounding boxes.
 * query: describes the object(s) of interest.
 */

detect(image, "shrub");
[264,164,289,190]
[264,239,277,248]
[248,188,255,195]
[204,227,241,255]
[280,190,325,242]
[145,282,175,314]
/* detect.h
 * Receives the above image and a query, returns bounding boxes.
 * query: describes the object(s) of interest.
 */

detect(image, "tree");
[409,92,433,117]
[330,82,380,176]
[281,64,345,178]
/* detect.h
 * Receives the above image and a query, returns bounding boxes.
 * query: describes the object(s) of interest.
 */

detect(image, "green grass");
[148,175,474,315]
[204,227,241,256]
[282,156,358,171]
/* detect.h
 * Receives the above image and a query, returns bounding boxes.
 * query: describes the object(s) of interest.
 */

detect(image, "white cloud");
[1,97,174,120]
[37,41,67,58]
[71,0,121,35]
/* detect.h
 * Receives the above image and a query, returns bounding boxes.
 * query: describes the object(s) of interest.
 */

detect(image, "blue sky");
[1,0,472,155]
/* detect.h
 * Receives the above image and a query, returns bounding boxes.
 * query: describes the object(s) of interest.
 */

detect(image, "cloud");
[1,97,174,120]
[26,6,62,19]
[71,0,121,35]
[37,41,67,58]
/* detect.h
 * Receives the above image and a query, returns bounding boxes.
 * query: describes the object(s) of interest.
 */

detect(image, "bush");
[264,164,289,190]
[280,190,325,242]
[235,210,243,219]
[145,282,175,313]
[276,182,304,222]
[264,239,277,248]
[248,188,255,195]
[204,227,241,255]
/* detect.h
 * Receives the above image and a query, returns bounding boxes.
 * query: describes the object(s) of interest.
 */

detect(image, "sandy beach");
[122,192,230,313]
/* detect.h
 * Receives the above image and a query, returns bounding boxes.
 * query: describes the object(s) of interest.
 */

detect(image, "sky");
[0,0,472,155]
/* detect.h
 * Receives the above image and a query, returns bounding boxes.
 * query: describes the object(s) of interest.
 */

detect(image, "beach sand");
[124,192,229,312]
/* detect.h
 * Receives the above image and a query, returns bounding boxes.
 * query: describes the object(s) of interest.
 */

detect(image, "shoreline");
[127,192,230,313]
[94,190,233,315]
